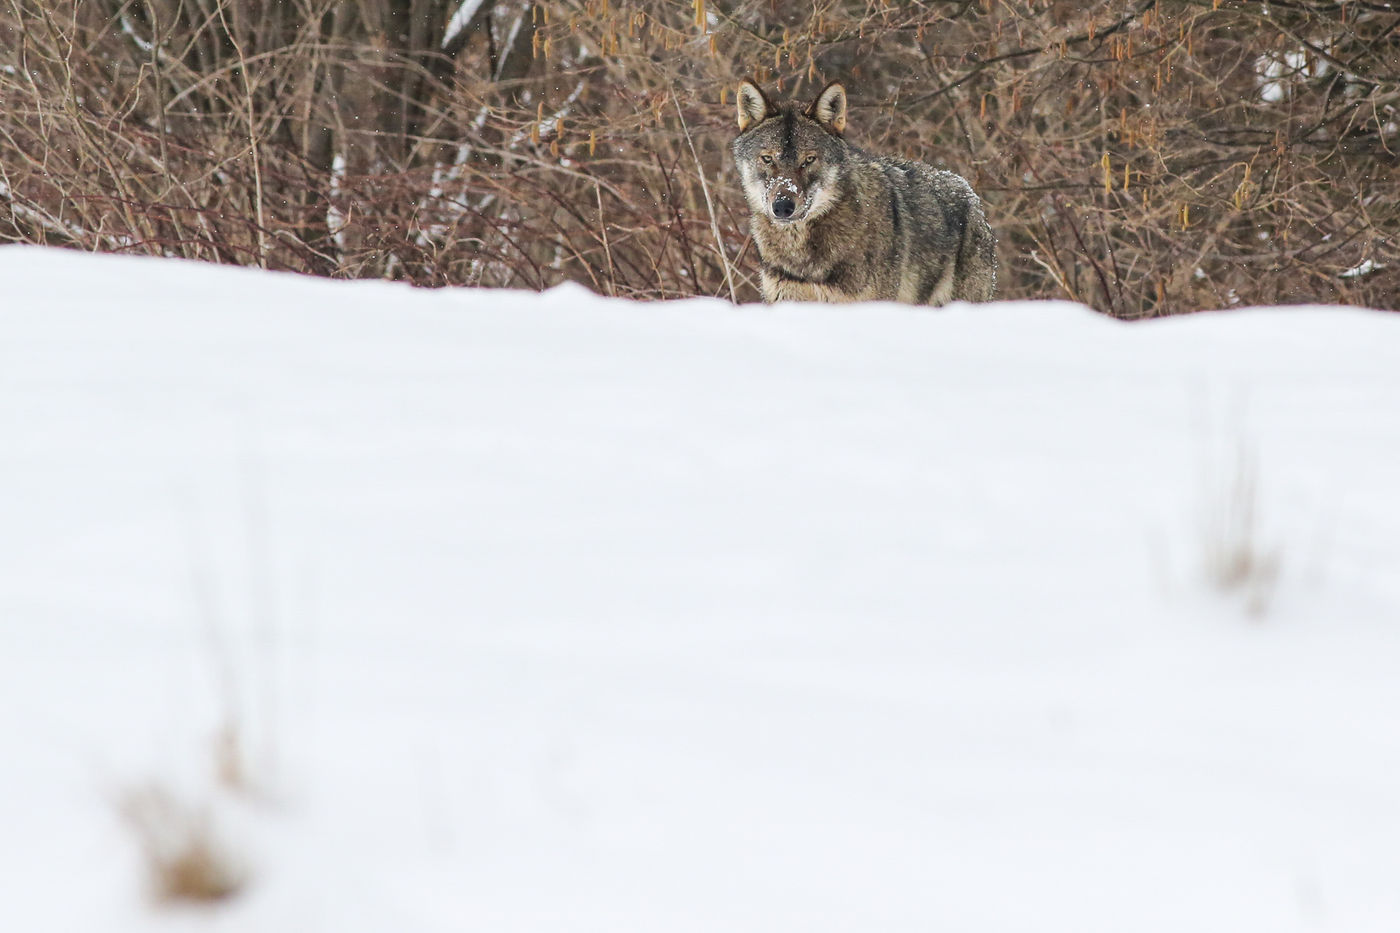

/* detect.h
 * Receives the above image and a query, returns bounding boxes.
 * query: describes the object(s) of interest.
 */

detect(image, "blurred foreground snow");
[2,247,1398,931]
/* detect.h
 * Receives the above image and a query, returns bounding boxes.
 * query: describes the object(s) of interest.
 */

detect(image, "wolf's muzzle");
[766,176,803,222]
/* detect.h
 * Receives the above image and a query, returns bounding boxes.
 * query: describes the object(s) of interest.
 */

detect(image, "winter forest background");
[1,0,1396,316]
[7,4,1400,926]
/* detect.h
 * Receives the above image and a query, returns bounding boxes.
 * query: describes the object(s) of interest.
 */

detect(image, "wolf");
[731,79,997,305]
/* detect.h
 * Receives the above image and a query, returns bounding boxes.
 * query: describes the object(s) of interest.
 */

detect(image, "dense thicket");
[1,1,1396,314]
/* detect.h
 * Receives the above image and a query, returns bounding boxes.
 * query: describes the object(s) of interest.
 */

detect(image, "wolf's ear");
[808,81,847,134]
[736,80,775,131]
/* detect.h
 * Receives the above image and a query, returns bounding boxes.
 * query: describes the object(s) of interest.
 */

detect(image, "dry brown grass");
[1200,441,1282,617]
[1,1,1395,314]
[118,784,247,904]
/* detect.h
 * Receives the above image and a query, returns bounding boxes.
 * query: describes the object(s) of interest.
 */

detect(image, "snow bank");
[2,246,1398,931]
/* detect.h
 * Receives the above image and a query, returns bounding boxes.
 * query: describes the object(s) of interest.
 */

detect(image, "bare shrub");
[0,1,1395,313]
[118,784,247,904]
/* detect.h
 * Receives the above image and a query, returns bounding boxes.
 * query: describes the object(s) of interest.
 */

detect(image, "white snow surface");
[3,246,1399,931]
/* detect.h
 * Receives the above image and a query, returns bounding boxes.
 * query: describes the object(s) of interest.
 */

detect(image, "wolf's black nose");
[772,195,796,219]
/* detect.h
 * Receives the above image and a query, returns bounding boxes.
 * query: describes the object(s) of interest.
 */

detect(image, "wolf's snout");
[771,195,796,220]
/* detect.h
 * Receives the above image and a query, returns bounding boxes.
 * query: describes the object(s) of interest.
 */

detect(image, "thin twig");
[595,179,616,297]
[672,91,737,304]
[214,0,268,268]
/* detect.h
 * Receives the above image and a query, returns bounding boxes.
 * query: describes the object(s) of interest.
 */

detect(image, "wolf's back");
[871,155,997,304]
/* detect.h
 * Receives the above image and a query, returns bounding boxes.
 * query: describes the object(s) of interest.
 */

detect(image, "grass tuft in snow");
[1199,439,1282,617]
[118,784,247,904]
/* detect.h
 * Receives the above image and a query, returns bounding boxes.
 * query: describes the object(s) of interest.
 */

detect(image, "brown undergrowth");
[1,1,1395,314]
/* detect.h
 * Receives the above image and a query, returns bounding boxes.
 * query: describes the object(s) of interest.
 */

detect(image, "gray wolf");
[730,80,997,305]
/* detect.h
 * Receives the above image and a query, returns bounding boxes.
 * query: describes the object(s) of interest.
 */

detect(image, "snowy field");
[3,245,1399,931]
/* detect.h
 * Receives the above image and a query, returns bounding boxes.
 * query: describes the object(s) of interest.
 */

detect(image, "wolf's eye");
[802,155,817,167]
[760,154,774,165]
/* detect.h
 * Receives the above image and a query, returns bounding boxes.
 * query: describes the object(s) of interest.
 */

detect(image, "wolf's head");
[730,80,850,226]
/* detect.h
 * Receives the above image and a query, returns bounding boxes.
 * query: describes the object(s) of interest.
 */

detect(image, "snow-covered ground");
[2,245,1398,931]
